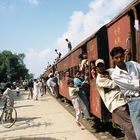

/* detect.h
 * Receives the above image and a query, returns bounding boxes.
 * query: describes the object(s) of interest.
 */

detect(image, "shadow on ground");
[17,116,41,122]
[3,137,65,140]
[0,117,52,134]
[15,104,34,108]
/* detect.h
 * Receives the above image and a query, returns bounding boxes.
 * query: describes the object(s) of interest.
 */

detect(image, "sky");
[0,0,133,78]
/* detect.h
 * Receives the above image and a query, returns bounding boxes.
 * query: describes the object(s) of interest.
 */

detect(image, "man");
[27,80,33,99]
[47,74,58,97]
[95,59,136,140]
[2,82,14,121]
[110,46,140,140]
[2,82,14,108]
[33,79,39,100]
[65,38,72,51]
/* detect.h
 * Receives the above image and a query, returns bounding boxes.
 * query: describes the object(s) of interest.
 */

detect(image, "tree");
[0,50,32,82]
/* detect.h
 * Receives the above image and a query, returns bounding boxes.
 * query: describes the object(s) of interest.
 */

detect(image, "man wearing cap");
[95,59,136,140]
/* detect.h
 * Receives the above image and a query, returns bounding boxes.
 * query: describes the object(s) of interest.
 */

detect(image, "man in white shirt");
[110,46,140,140]
[95,59,136,140]
[2,82,14,107]
[47,74,58,97]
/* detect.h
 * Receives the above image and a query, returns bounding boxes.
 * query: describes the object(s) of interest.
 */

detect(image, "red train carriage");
[54,26,110,122]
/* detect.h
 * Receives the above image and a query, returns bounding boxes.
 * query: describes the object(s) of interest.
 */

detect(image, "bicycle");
[0,95,17,128]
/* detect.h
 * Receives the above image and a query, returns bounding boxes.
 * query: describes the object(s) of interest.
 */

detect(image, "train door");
[87,37,102,119]
[87,32,111,122]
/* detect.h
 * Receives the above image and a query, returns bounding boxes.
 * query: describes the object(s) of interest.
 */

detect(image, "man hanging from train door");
[95,58,136,140]
[73,70,90,120]
[110,46,140,140]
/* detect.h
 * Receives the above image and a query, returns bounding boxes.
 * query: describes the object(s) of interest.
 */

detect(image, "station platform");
[0,90,98,140]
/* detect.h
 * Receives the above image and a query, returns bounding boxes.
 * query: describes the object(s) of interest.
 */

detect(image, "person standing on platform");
[27,80,33,99]
[41,78,47,96]
[16,85,20,96]
[33,79,39,101]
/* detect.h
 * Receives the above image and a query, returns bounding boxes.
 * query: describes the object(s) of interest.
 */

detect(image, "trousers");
[112,104,136,140]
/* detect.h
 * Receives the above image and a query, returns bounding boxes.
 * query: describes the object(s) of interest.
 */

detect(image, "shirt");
[2,88,14,106]
[68,87,79,99]
[111,61,140,97]
[47,77,56,87]
[96,71,127,113]
[16,87,20,92]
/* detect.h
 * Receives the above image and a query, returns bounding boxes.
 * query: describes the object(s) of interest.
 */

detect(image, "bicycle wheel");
[1,106,17,128]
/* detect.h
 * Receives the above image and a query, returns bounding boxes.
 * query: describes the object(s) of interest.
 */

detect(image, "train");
[42,0,140,126]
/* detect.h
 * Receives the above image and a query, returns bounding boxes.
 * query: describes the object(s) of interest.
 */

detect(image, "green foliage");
[0,50,33,82]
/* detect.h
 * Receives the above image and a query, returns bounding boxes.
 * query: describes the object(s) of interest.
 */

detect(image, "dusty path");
[0,90,98,140]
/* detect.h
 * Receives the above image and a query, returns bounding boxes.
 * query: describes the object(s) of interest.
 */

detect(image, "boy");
[16,85,20,96]
[67,78,82,127]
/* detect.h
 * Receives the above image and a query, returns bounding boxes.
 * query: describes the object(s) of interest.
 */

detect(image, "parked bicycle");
[0,94,17,128]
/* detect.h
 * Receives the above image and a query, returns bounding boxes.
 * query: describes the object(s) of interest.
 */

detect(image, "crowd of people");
[50,46,140,140]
